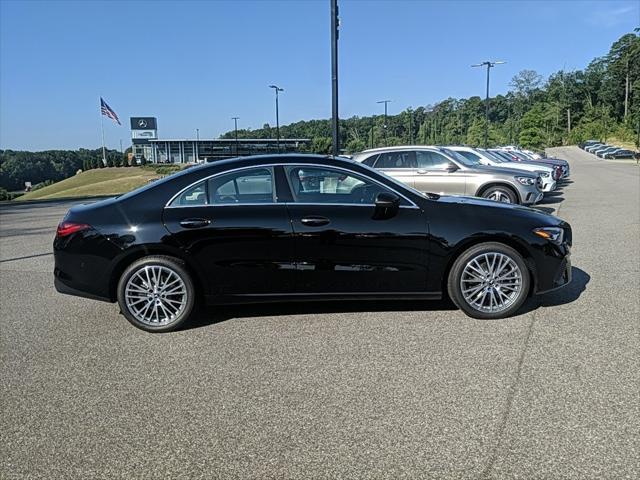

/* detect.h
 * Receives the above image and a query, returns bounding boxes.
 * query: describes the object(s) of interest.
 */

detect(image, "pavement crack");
[0,252,52,263]
[480,307,540,479]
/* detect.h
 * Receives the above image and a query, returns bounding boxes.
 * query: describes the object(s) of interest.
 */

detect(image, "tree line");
[221,31,640,154]
[0,148,136,192]
[2,31,638,196]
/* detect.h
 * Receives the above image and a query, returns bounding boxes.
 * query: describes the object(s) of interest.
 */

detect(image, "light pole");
[269,85,284,152]
[330,0,339,156]
[195,128,199,162]
[232,117,240,156]
[377,100,391,146]
[472,60,505,148]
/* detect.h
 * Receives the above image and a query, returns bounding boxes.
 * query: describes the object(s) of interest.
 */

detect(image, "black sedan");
[54,154,572,332]
[603,149,639,160]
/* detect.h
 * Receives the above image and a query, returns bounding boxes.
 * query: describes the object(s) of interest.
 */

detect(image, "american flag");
[100,97,121,125]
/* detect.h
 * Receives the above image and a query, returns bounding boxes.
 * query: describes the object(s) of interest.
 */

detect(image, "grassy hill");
[19,167,164,200]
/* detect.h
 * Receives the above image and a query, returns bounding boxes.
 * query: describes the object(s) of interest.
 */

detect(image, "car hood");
[431,194,564,225]
[497,161,553,172]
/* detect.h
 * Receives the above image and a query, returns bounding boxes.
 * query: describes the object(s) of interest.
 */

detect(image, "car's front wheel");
[117,255,195,332]
[481,185,517,204]
[447,242,530,319]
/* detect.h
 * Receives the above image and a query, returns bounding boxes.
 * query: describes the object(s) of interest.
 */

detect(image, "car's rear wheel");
[481,185,517,204]
[117,255,195,332]
[447,242,530,319]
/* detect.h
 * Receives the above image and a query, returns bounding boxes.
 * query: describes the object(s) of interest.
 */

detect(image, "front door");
[283,165,430,295]
[414,150,468,195]
[162,167,296,298]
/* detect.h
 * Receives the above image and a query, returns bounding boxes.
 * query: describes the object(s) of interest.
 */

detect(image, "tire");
[117,255,195,332]
[447,242,530,319]
[480,185,517,204]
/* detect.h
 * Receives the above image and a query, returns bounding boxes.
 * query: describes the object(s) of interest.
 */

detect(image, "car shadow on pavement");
[533,206,556,215]
[184,298,457,331]
[520,266,590,314]
[537,195,564,205]
[183,267,589,330]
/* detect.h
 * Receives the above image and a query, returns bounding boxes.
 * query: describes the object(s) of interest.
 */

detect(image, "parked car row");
[579,140,639,159]
[351,145,570,206]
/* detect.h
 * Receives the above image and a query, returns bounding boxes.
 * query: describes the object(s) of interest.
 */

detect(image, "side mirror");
[373,191,400,220]
[374,191,400,209]
[446,163,459,173]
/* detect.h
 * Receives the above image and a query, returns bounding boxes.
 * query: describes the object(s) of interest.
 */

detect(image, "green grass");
[606,137,639,152]
[19,167,162,200]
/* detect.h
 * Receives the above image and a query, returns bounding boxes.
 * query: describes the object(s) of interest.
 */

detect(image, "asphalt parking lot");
[1,146,638,479]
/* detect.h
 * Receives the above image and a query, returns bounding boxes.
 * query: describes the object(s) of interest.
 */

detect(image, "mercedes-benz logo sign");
[138,119,147,128]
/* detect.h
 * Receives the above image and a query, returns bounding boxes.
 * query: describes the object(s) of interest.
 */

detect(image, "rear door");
[162,166,296,297]
[372,150,417,188]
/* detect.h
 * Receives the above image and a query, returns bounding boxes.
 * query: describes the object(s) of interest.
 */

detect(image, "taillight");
[56,222,90,237]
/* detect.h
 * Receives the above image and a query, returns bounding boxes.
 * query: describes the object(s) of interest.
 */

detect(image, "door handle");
[179,218,211,229]
[417,169,428,174]
[300,216,330,227]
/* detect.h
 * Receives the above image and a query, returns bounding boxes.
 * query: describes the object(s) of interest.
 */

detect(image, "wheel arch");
[107,245,206,302]
[441,234,538,297]
[477,182,521,204]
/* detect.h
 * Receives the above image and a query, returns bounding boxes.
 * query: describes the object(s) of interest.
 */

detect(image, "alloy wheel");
[124,265,187,326]
[460,252,523,313]
[486,190,512,203]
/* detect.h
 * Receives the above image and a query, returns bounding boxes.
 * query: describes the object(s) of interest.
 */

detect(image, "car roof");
[357,145,441,154]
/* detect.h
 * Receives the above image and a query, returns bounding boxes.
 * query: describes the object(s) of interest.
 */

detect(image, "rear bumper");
[54,273,112,302]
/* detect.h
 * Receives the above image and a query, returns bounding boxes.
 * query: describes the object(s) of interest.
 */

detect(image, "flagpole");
[100,98,106,165]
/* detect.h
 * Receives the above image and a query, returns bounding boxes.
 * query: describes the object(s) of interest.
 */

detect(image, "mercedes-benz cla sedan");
[54,155,572,332]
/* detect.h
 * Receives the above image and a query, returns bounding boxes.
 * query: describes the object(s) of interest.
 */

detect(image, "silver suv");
[352,146,543,205]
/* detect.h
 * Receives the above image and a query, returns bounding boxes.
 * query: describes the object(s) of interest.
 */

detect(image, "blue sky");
[1,0,638,150]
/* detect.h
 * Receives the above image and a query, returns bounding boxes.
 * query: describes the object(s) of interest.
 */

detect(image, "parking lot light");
[269,85,284,153]
[377,100,391,146]
[472,61,506,148]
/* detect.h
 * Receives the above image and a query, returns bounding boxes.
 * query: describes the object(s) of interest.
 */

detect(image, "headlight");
[539,171,550,178]
[515,176,536,185]
[533,227,564,245]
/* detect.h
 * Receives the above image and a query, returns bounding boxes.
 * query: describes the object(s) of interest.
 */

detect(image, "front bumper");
[541,179,556,192]
[536,252,572,294]
[521,189,544,205]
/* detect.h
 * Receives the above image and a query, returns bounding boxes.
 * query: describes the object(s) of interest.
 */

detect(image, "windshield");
[440,148,476,167]
[480,149,507,162]
[491,150,515,162]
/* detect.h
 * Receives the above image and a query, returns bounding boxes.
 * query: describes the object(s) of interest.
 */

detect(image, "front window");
[286,166,401,205]
[416,150,455,170]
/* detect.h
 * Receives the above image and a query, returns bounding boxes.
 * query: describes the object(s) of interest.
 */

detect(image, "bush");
[31,179,55,191]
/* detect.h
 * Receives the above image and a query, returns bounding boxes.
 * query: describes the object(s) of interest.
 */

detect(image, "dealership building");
[130,117,310,164]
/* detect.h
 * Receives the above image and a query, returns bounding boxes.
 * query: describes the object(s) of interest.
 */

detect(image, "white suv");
[448,146,556,193]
